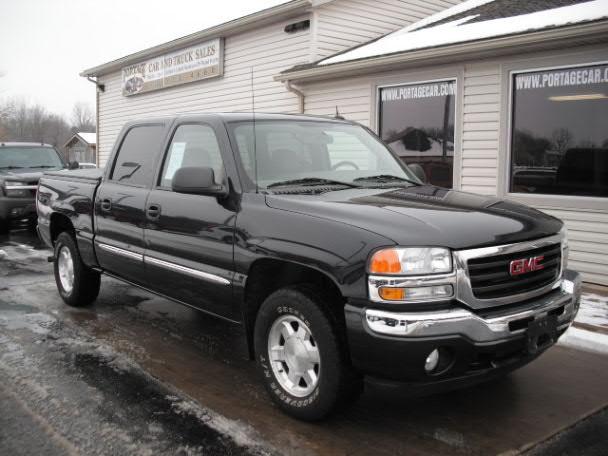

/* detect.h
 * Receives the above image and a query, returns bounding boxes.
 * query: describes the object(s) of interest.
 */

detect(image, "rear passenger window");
[160,124,224,188]
[111,125,164,186]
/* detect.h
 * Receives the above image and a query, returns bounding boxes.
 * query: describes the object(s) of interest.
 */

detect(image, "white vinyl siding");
[303,77,372,126]
[313,0,463,59]
[460,63,501,195]
[97,15,311,165]
[540,208,608,286]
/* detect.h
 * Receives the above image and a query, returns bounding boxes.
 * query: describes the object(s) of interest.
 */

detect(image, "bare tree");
[71,102,95,132]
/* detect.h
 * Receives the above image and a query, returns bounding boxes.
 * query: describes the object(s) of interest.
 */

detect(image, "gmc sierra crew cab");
[36,113,581,421]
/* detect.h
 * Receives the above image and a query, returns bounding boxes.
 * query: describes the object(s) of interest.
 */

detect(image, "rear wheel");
[254,285,362,421]
[54,232,100,306]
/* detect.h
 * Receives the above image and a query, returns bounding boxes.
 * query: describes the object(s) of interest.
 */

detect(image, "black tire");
[53,232,100,307]
[0,218,9,235]
[254,285,362,421]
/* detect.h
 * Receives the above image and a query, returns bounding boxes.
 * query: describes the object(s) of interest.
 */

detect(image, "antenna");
[250,67,259,194]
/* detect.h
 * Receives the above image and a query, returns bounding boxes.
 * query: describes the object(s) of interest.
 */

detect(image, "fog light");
[425,349,439,373]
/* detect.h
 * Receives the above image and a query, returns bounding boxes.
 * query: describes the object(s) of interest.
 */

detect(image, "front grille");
[467,243,561,300]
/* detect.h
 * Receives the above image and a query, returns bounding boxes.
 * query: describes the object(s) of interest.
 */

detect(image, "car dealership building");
[81,0,608,286]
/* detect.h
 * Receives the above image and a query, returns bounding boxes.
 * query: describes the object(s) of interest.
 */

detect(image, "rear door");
[94,122,168,286]
[143,118,239,320]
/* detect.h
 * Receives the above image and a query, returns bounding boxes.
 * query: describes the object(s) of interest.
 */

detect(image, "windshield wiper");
[267,177,361,189]
[0,165,25,170]
[28,165,59,169]
[354,174,420,186]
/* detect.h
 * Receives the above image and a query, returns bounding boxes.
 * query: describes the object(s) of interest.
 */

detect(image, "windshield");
[227,120,419,190]
[0,146,64,170]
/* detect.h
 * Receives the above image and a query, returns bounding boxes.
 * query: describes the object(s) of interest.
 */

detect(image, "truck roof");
[125,112,356,126]
[0,142,55,148]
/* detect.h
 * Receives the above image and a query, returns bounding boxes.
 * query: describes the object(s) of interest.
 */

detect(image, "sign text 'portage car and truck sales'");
[121,38,223,96]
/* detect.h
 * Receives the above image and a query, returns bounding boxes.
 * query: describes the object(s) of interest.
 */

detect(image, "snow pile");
[321,0,608,65]
[558,291,608,354]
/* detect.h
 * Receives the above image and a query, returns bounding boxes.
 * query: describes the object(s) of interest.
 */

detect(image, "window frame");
[108,123,166,189]
[373,72,461,189]
[154,121,228,192]
[502,56,608,210]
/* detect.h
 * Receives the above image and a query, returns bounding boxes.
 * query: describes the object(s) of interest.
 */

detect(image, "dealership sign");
[121,38,223,96]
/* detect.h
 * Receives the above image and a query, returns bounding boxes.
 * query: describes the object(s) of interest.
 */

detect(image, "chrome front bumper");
[365,269,581,343]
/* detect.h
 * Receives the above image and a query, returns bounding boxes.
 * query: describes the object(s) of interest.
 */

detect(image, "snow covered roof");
[319,0,608,66]
[76,132,96,145]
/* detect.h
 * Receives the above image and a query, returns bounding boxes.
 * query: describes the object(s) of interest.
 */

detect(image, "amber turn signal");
[369,249,401,274]
[378,287,406,301]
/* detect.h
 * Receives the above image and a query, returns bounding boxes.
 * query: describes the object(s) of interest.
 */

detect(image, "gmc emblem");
[509,256,545,276]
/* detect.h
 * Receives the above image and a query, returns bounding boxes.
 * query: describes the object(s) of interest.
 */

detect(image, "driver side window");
[160,124,224,188]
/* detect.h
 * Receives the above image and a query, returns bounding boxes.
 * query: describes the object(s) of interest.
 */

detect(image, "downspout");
[284,80,305,114]
[84,76,104,166]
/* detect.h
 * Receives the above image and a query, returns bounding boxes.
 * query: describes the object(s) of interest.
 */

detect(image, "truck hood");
[0,169,45,182]
[265,185,562,250]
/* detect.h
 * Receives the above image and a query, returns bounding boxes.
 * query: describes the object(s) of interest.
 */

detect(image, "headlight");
[369,247,452,276]
[4,181,29,197]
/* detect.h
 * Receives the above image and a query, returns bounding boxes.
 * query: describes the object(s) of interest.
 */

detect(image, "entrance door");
[94,123,167,286]
[143,120,238,320]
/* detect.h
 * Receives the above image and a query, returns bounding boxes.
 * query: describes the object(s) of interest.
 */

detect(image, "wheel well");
[50,213,74,244]
[244,259,345,358]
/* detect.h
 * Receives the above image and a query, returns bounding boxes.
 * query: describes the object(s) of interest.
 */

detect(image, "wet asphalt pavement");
[1,229,608,455]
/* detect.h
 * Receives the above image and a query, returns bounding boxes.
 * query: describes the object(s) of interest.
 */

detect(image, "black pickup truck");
[0,142,68,233]
[37,113,581,420]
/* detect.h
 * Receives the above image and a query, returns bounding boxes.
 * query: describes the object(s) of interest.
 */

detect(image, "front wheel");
[54,232,100,307]
[254,286,361,421]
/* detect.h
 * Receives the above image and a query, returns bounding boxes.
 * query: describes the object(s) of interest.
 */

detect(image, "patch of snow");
[321,0,608,65]
[170,398,275,454]
[558,326,608,354]
[0,311,56,335]
[575,292,608,328]
[76,132,96,145]
[394,0,496,35]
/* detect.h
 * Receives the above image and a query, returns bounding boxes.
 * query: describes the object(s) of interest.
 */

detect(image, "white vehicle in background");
[78,162,97,169]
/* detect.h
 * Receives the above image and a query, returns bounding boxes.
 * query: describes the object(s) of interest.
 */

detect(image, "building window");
[378,80,456,188]
[511,64,608,197]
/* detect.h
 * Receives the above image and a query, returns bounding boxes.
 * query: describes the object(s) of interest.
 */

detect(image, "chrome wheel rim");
[57,246,74,293]
[268,315,320,397]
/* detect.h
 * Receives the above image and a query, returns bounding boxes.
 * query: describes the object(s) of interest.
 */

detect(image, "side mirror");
[408,163,427,183]
[68,161,79,170]
[171,166,227,197]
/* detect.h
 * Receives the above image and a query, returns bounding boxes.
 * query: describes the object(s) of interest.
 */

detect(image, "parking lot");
[1,228,608,455]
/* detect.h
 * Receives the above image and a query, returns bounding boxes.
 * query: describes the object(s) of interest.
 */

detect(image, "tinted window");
[160,124,224,188]
[111,125,164,185]
[229,120,413,189]
[379,80,456,188]
[511,64,608,197]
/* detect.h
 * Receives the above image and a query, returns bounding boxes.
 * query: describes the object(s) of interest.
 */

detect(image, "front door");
[94,123,167,286]
[143,121,238,320]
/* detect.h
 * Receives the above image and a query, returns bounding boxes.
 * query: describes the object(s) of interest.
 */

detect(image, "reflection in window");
[160,124,224,188]
[378,80,456,188]
[111,125,164,186]
[511,64,608,197]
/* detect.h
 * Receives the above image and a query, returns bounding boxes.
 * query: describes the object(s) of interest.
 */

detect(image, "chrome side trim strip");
[5,185,38,190]
[145,256,230,286]
[97,243,143,261]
